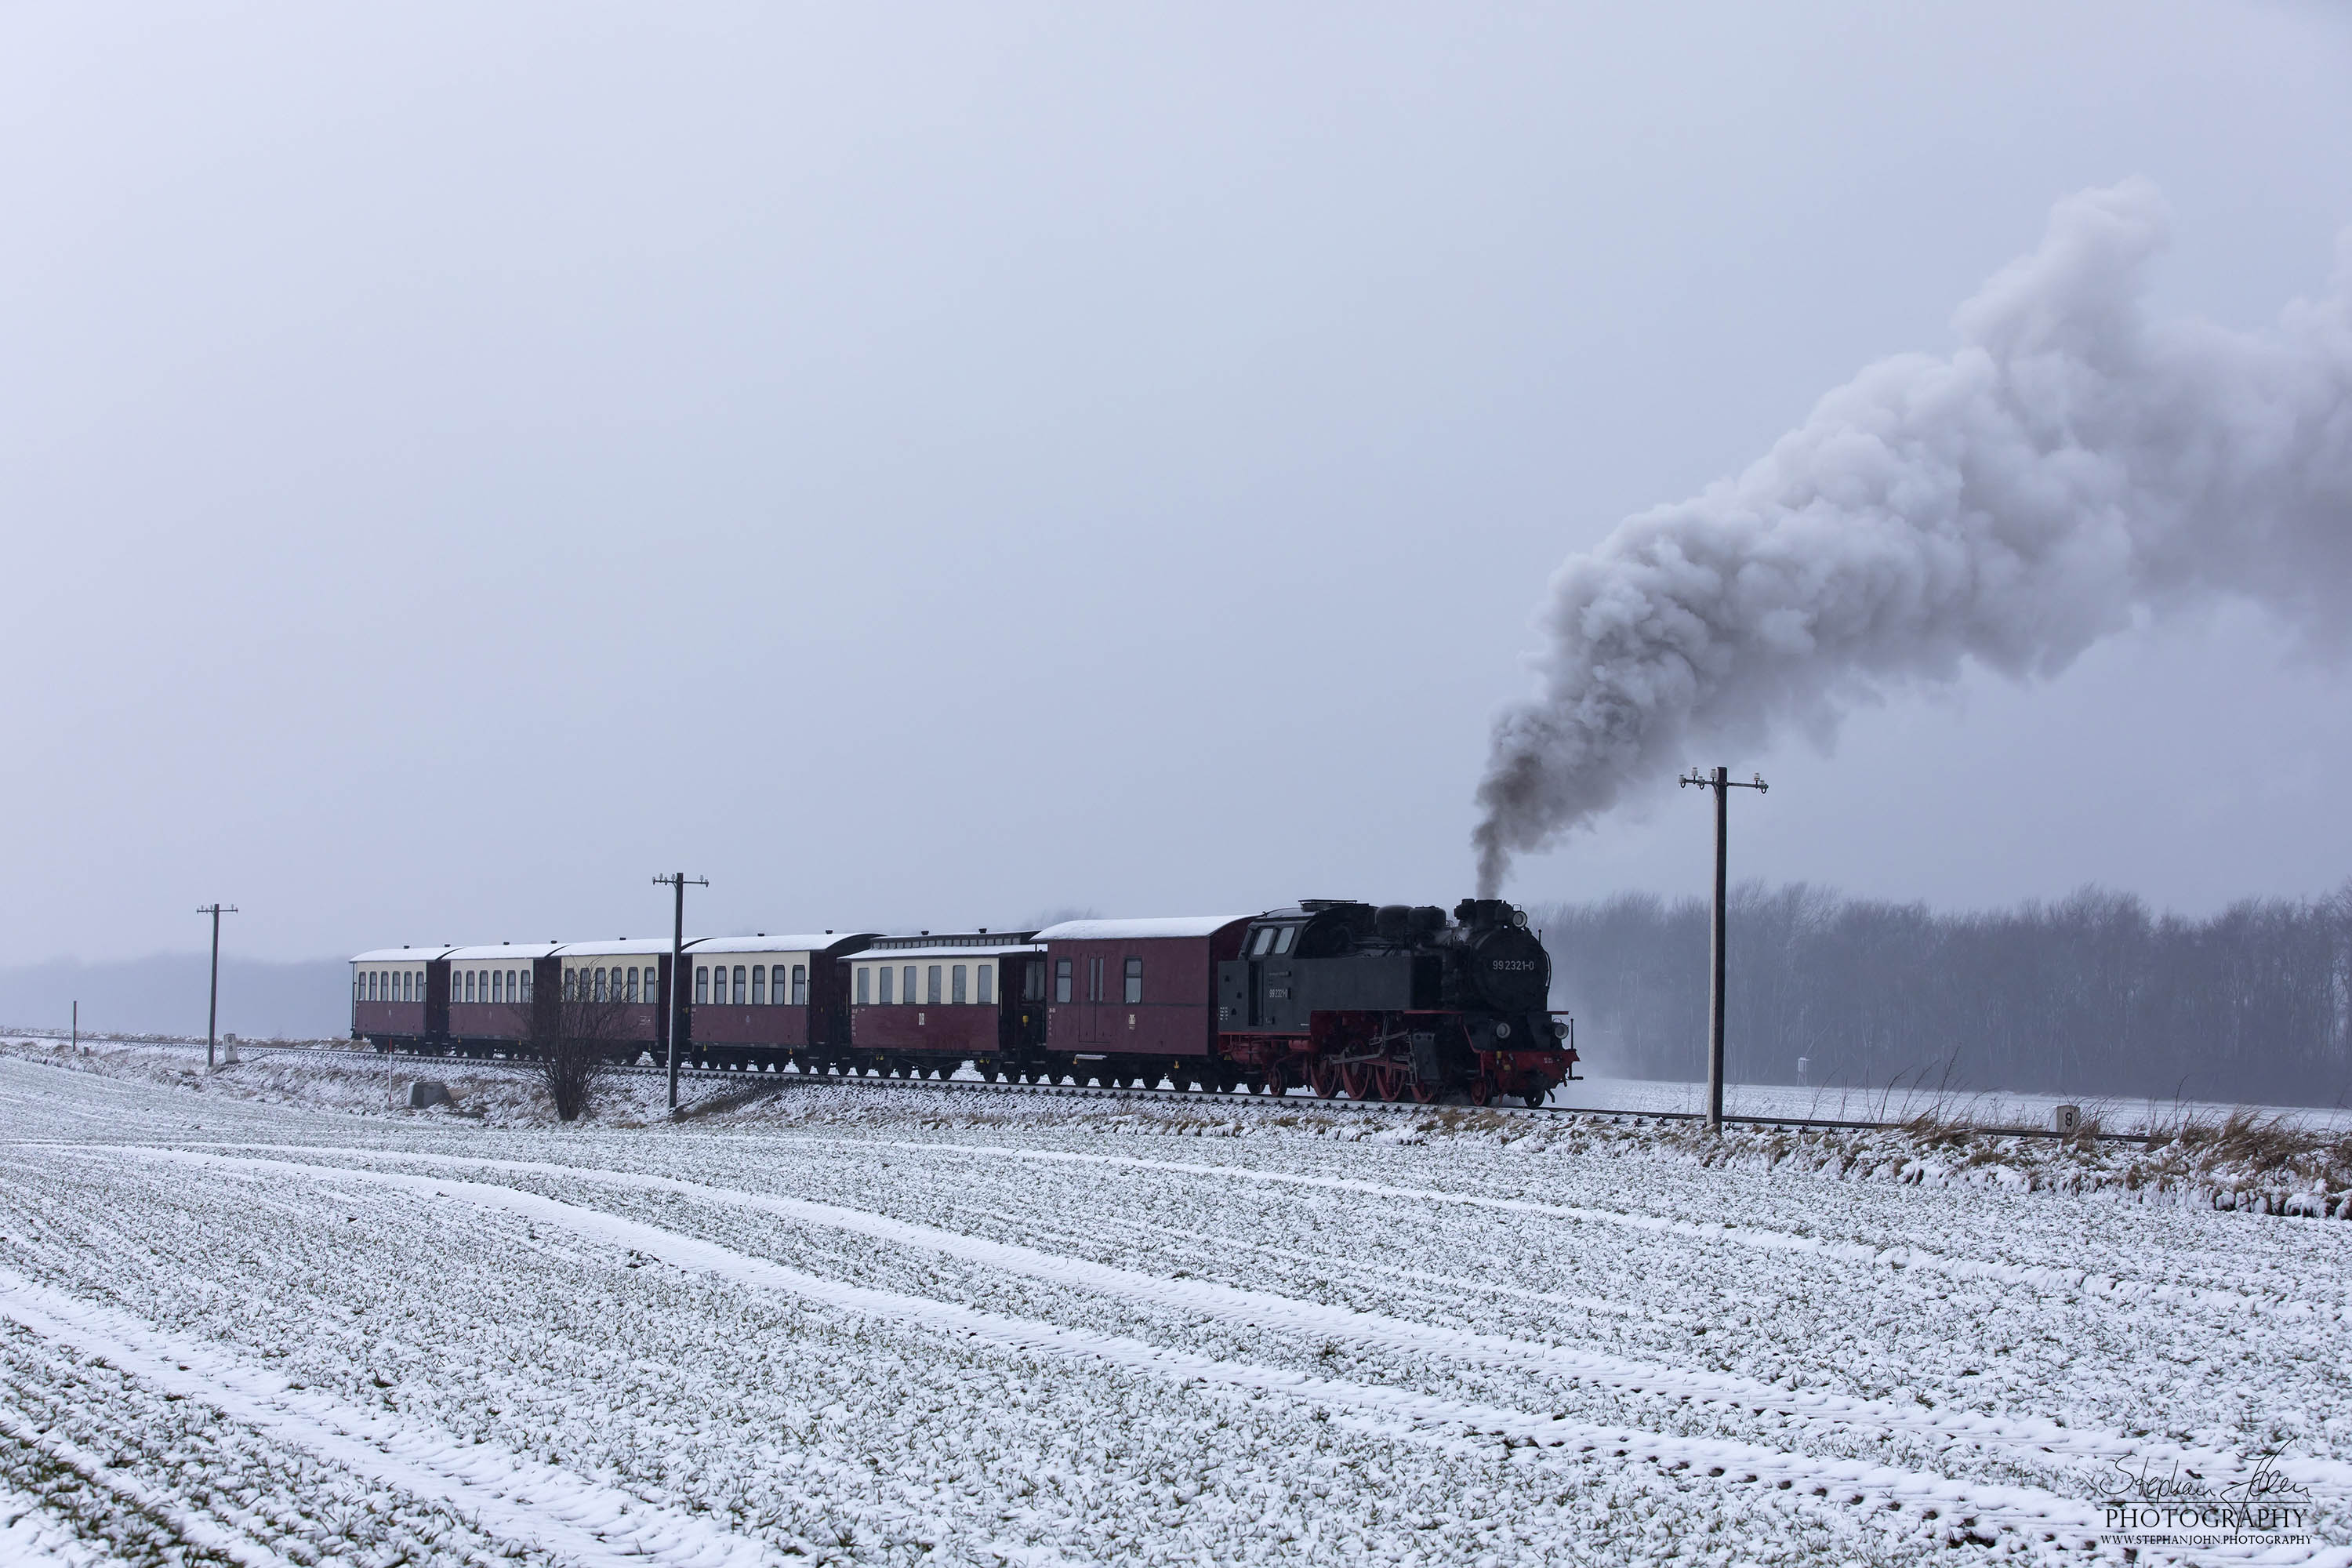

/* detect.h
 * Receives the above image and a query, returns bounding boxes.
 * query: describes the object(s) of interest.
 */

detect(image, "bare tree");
[1534,877,2352,1106]
[523,973,637,1122]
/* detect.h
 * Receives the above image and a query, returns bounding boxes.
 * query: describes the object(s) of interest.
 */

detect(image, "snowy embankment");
[7,1037,2347,1223]
[0,1047,2347,1563]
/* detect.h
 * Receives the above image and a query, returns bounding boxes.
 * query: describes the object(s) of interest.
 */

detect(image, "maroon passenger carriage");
[678,932,877,1070]
[350,946,452,1050]
[839,931,1047,1080]
[1031,916,1250,1086]
[555,939,677,1062]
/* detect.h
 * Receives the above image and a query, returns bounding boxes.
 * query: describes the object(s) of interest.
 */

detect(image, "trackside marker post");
[652,873,708,1111]
[1677,768,1767,1131]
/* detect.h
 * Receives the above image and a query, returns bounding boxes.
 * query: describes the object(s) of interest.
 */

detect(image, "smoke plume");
[1475,180,2352,895]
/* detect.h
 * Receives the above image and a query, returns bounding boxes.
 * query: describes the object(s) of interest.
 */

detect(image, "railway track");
[6,1027,2160,1142]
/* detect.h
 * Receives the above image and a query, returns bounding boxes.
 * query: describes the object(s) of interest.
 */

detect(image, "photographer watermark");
[2094,1446,2316,1550]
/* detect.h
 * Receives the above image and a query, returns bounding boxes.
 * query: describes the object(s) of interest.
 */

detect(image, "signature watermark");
[2094,1446,2318,1549]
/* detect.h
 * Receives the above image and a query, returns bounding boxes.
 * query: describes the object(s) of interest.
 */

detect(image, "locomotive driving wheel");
[1338,1062,1374,1100]
[1308,1062,1342,1098]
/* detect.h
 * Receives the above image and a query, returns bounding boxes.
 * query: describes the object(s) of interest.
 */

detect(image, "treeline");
[1530,883,2352,1108]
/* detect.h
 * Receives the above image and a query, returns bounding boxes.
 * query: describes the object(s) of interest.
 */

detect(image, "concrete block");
[408,1080,452,1109]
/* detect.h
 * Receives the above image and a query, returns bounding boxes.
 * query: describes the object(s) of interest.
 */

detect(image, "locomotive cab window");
[1273,926,1298,955]
[1250,927,1276,956]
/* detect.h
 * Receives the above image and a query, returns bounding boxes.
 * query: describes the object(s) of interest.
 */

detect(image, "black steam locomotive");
[1211,898,1571,1105]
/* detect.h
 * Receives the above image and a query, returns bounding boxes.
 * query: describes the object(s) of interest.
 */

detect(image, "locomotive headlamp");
[1494,1022,1512,1040]
[1512,909,1529,928]
[1552,1019,1569,1039]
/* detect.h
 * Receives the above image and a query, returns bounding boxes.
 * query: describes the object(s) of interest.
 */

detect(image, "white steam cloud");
[1475,180,2352,895]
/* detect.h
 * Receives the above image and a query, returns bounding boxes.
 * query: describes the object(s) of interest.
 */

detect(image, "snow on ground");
[1569,1076,2352,1136]
[0,1049,2347,1564]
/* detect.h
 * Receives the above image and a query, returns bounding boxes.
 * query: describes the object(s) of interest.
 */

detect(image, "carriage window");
[902,965,916,1004]
[695,967,709,1004]
[856,967,871,1004]
[470,970,482,1003]
[1054,959,1072,1004]
[926,964,942,1005]
[1273,926,1298,955]
[952,964,967,1004]
[1089,957,1103,1003]
[876,965,892,1004]
[1024,960,1045,1003]
[751,965,766,1004]
[626,967,639,1003]
[732,965,747,1004]
[1251,927,1276,956]
[1123,956,1142,1004]
[977,964,993,1005]
[792,964,808,1006]
[491,970,502,1004]
[521,970,534,1003]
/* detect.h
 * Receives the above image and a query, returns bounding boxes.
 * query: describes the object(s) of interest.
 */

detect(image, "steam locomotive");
[351,896,1576,1107]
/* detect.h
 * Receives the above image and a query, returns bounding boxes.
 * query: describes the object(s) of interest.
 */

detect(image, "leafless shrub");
[522,981,636,1123]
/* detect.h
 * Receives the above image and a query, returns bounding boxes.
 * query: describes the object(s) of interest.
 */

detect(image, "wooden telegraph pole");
[652,873,707,1111]
[1677,768,1767,1130]
[197,904,238,1069]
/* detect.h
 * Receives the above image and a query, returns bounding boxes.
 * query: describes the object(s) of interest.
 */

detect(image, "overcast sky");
[4,2,2348,964]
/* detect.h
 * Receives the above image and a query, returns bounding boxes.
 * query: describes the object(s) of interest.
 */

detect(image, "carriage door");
[1080,952,1104,1044]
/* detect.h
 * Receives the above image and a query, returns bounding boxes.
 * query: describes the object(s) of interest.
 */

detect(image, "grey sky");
[4,2,2348,964]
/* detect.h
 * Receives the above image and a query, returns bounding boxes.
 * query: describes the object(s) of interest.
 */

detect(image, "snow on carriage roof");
[555,938,683,957]
[443,942,564,962]
[848,943,1043,962]
[349,946,456,964]
[688,933,877,955]
[1031,915,1259,942]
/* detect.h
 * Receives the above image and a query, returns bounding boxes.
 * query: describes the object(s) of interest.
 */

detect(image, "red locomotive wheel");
[1338,1063,1372,1100]
[1308,1062,1342,1098]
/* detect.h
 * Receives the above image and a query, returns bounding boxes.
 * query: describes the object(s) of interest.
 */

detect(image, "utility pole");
[1677,768,1767,1131]
[71,1000,77,1050]
[652,873,707,1111]
[197,904,238,1069]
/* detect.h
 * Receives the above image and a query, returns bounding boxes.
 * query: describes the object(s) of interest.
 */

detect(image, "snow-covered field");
[0,1048,2347,1566]
[1569,1076,2352,1136]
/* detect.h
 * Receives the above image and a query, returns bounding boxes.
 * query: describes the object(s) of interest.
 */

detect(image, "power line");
[1677,768,1768,1131]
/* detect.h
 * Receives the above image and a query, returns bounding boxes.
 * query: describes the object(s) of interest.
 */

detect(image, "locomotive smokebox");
[1462,922,1549,1012]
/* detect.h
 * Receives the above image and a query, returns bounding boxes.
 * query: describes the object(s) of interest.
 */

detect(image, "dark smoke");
[1475,180,2352,894]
